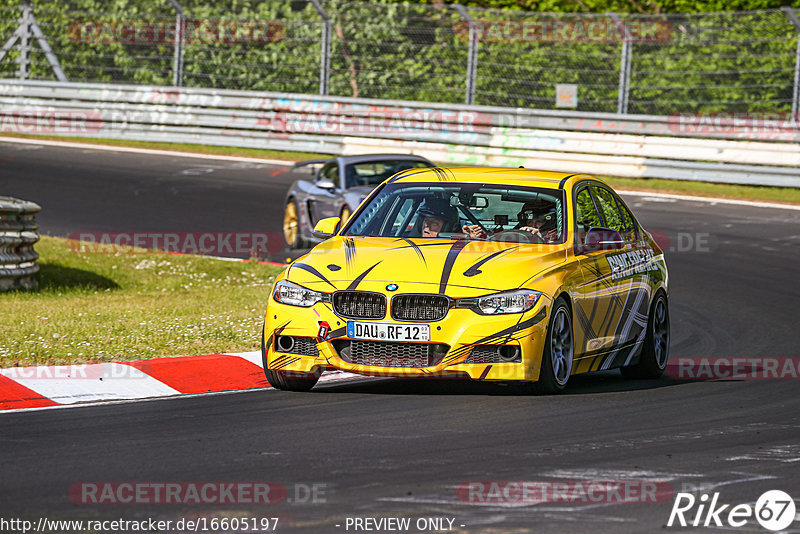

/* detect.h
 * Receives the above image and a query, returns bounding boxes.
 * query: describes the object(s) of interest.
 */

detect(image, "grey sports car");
[282,154,433,249]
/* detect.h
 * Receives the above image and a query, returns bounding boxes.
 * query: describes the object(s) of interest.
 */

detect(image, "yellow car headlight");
[273,280,330,307]
[457,289,541,315]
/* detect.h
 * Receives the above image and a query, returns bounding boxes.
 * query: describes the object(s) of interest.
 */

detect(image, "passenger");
[416,198,456,238]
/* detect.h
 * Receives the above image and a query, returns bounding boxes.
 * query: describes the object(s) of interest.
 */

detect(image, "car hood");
[285,236,568,297]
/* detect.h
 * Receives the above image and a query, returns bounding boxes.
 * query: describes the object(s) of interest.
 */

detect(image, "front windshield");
[345,160,431,188]
[343,182,566,244]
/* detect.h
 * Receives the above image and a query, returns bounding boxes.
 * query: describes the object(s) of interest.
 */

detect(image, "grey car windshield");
[345,160,430,188]
[343,182,566,243]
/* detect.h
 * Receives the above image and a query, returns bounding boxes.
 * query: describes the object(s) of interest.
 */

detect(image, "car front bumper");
[263,296,551,382]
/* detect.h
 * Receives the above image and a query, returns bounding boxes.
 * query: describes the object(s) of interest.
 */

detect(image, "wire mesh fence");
[627,10,798,114]
[466,9,623,111]
[329,2,470,103]
[1,0,798,116]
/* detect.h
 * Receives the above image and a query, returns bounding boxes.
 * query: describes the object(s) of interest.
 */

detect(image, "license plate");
[346,321,430,342]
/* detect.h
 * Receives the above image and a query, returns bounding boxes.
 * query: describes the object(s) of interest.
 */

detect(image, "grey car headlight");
[272,280,330,307]
[457,289,541,315]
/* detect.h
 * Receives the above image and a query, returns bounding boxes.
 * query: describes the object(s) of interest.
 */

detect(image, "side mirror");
[316,179,336,190]
[576,227,625,254]
[312,217,341,239]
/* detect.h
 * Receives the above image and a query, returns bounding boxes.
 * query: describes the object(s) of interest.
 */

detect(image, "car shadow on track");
[313,370,690,396]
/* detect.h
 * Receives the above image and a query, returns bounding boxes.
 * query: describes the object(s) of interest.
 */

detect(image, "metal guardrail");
[0,80,798,187]
[0,196,40,291]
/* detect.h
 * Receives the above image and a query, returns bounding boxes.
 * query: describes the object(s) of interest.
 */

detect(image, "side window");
[612,193,638,242]
[575,187,602,244]
[392,198,416,235]
[318,163,339,185]
[591,186,625,235]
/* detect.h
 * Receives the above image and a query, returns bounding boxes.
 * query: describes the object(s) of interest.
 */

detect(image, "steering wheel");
[486,229,545,244]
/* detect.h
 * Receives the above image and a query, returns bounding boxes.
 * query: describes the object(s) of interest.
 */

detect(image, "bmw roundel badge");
[386,283,399,292]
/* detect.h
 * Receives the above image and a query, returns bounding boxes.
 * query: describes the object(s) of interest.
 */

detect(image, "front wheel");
[535,297,574,394]
[263,367,320,392]
[621,291,669,379]
[261,326,320,391]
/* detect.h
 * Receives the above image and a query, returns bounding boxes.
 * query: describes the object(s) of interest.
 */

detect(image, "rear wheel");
[261,326,320,391]
[283,199,304,249]
[535,297,573,394]
[621,291,669,379]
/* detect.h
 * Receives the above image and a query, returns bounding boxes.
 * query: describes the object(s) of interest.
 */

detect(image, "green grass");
[3,133,799,206]
[601,176,800,205]
[0,236,284,367]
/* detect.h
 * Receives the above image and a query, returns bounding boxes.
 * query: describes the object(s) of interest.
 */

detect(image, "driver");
[462,199,560,242]
[516,199,560,242]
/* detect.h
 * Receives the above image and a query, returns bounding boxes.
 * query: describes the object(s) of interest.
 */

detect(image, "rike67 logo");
[667,490,796,531]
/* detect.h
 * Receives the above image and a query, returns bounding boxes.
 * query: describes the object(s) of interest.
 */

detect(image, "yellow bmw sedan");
[262,167,669,393]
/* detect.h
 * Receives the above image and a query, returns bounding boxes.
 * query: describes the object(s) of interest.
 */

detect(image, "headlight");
[272,280,329,307]
[458,289,541,315]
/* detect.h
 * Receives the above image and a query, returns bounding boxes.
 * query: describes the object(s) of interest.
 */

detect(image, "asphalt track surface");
[2,140,800,533]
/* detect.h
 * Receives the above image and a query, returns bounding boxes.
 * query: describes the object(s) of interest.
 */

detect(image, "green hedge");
[0,0,796,114]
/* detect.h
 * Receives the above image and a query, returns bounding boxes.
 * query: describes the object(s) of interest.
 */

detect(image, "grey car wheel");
[621,291,669,379]
[535,297,573,394]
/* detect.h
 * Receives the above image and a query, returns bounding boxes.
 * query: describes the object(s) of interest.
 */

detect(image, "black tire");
[283,198,305,249]
[621,291,670,379]
[261,325,320,391]
[534,297,574,394]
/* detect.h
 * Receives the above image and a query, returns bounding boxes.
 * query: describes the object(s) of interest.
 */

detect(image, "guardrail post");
[309,0,331,96]
[168,0,185,87]
[782,7,800,119]
[0,196,41,291]
[453,4,478,105]
[609,12,632,114]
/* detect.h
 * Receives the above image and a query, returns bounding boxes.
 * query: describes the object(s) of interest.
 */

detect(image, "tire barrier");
[0,196,41,291]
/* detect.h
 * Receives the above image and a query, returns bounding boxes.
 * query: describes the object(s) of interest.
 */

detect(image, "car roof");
[388,166,599,189]
[336,154,432,165]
